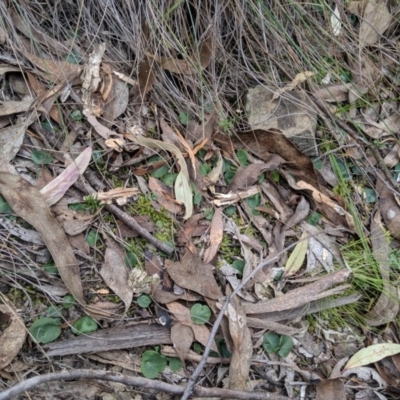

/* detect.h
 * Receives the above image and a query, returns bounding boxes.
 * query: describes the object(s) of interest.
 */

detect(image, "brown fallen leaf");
[102,75,129,123]
[138,57,156,98]
[186,109,217,143]
[100,236,133,313]
[148,176,183,215]
[146,37,212,75]
[360,0,392,47]
[166,302,218,352]
[244,268,351,315]
[290,178,355,231]
[203,208,224,264]
[227,155,286,193]
[316,378,346,400]
[165,250,223,300]
[86,301,123,321]
[171,323,194,365]
[0,300,27,369]
[21,48,82,84]
[0,172,85,305]
[214,129,319,186]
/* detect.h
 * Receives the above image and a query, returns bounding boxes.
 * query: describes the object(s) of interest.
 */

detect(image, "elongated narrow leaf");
[284,232,308,277]
[40,147,92,206]
[345,343,400,370]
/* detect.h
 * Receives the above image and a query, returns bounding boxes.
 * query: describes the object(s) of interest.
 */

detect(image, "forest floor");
[0,1,400,399]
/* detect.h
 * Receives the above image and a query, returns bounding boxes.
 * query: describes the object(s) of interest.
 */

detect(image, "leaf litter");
[1,2,400,400]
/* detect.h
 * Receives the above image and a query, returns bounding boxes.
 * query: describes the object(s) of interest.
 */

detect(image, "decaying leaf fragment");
[0,172,85,305]
[359,0,392,47]
[166,302,218,352]
[171,323,194,365]
[203,208,224,264]
[146,37,212,75]
[165,250,223,300]
[40,147,92,206]
[100,236,133,313]
[0,300,27,369]
[131,135,193,219]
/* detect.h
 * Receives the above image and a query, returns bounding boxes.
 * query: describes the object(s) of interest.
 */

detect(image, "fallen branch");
[0,369,289,400]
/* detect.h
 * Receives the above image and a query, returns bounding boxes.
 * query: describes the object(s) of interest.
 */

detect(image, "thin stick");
[73,178,174,255]
[0,369,289,400]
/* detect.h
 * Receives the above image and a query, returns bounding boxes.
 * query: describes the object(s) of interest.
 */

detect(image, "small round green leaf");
[179,112,190,126]
[190,303,211,325]
[29,317,61,344]
[151,165,169,178]
[72,316,98,336]
[263,332,280,353]
[278,335,294,358]
[137,294,152,308]
[86,230,100,246]
[125,252,138,268]
[162,173,178,187]
[236,149,249,167]
[232,259,245,275]
[31,150,54,165]
[62,295,76,309]
[141,350,167,379]
[168,357,183,372]
[199,163,212,177]
[70,109,83,121]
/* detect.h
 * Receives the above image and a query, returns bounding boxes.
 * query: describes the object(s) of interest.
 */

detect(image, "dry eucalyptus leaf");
[171,323,194,365]
[102,77,129,122]
[360,0,392,46]
[316,378,346,400]
[203,208,224,264]
[227,156,286,193]
[0,172,85,305]
[0,113,36,164]
[0,302,27,369]
[148,177,183,215]
[165,250,223,300]
[100,236,133,313]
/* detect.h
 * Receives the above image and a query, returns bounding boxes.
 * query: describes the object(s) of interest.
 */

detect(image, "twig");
[73,178,174,255]
[0,369,289,400]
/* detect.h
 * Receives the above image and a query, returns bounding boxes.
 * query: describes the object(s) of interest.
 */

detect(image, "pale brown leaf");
[0,300,27,369]
[148,176,183,215]
[360,0,392,46]
[100,236,133,313]
[171,323,194,365]
[166,302,218,352]
[165,250,223,300]
[0,172,85,305]
[316,378,346,400]
[203,208,224,264]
